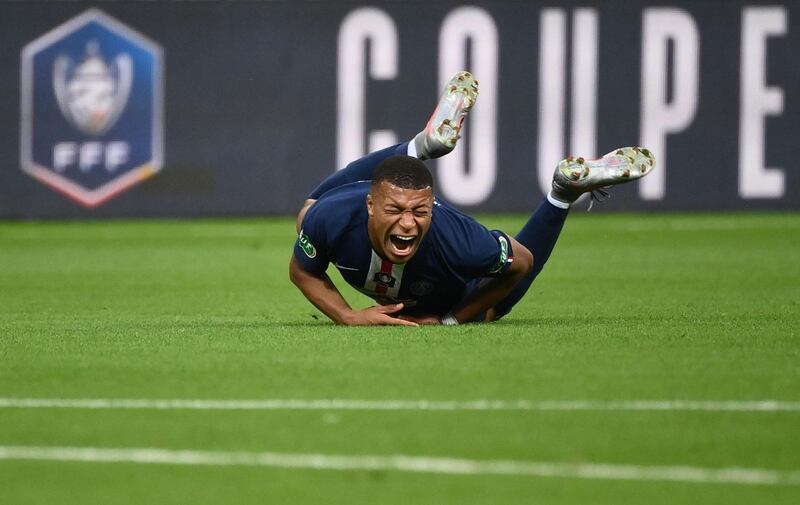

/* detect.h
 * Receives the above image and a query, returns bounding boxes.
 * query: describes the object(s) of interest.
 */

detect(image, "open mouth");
[389,234,417,256]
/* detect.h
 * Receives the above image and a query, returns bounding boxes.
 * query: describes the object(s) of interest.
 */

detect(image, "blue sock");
[493,199,569,317]
[308,143,409,199]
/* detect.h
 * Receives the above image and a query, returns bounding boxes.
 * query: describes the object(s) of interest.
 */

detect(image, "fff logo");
[20,9,164,207]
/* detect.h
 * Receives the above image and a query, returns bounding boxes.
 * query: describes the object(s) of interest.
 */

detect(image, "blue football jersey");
[294,181,513,316]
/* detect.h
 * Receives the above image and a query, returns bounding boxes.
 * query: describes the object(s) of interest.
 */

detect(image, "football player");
[290,72,655,326]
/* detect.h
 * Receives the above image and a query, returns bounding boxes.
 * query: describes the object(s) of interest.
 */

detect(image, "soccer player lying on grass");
[290,72,655,326]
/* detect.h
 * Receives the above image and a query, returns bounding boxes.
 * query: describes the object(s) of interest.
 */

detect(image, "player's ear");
[366,193,374,217]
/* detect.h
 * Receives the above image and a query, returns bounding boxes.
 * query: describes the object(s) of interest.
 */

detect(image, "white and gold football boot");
[413,71,479,160]
[551,147,656,205]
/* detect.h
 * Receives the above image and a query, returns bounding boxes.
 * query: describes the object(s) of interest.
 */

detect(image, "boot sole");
[557,147,656,185]
[427,71,479,149]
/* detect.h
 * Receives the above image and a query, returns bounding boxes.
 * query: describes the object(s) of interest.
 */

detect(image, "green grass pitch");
[0,212,798,504]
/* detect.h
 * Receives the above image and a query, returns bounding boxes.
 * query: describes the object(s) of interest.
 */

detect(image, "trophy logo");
[21,9,163,207]
[53,41,133,137]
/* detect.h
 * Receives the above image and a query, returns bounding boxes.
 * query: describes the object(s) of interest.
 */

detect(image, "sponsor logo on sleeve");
[488,235,509,274]
[298,230,317,258]
[20,9,163,207]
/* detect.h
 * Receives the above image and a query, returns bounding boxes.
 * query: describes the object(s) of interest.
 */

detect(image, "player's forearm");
[449,238,534,324]
[289,257,354,324]
[289,258,414,326]
[449,270,527,324]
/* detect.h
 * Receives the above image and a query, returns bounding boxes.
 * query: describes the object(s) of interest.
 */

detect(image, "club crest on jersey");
[20,9,163,207]
[373,272,396,288]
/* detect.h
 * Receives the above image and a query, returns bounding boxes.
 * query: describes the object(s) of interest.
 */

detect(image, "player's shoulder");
[427,198,509,273]
[430,198,487,237]
[303,181,369,239]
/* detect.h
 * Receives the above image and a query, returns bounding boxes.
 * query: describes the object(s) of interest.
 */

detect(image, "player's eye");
[413,209,430,217]
[385,207,402,215]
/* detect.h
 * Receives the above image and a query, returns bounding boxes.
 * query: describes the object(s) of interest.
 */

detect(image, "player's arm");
[293,199,418,326]
[445,236,533,324]
[289,257,418,326]
[295,199,316,234]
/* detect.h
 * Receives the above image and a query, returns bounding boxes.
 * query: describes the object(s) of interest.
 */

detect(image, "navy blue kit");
[293,142,570,319]
[295,180,514,316]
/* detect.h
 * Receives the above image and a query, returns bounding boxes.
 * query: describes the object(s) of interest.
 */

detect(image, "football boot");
[413,71,479,160]
[551,147,656,206]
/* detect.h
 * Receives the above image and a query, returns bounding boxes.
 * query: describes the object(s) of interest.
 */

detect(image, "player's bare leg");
[550,147,656,206]
[412,71,479,160]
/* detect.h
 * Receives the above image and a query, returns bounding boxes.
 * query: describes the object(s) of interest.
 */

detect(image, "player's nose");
[399,211,415,229]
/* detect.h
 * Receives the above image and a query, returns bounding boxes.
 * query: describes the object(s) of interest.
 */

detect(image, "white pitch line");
[0,398,799,412]
[0,446,798,486]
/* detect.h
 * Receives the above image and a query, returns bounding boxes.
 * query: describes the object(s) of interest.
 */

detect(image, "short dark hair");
[372,156,434,190]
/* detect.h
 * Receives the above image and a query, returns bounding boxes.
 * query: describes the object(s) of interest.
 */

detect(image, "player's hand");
[344,303,419,326]
[397,313,442,325]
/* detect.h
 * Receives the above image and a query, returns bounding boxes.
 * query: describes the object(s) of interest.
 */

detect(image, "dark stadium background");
[1,0,798,218]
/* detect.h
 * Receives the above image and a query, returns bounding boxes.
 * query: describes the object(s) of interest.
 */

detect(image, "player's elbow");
[508,238,533,277]
[515,243,534,277]
[288,256,303,287]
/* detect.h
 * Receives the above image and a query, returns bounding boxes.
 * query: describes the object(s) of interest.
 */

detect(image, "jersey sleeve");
[437,208,514,278]
[293,204,331,275]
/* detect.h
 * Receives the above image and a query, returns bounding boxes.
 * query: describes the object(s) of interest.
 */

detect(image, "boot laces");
[587,188,610,211]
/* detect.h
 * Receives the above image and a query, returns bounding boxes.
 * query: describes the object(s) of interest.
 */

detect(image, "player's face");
[367,181,434,264]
